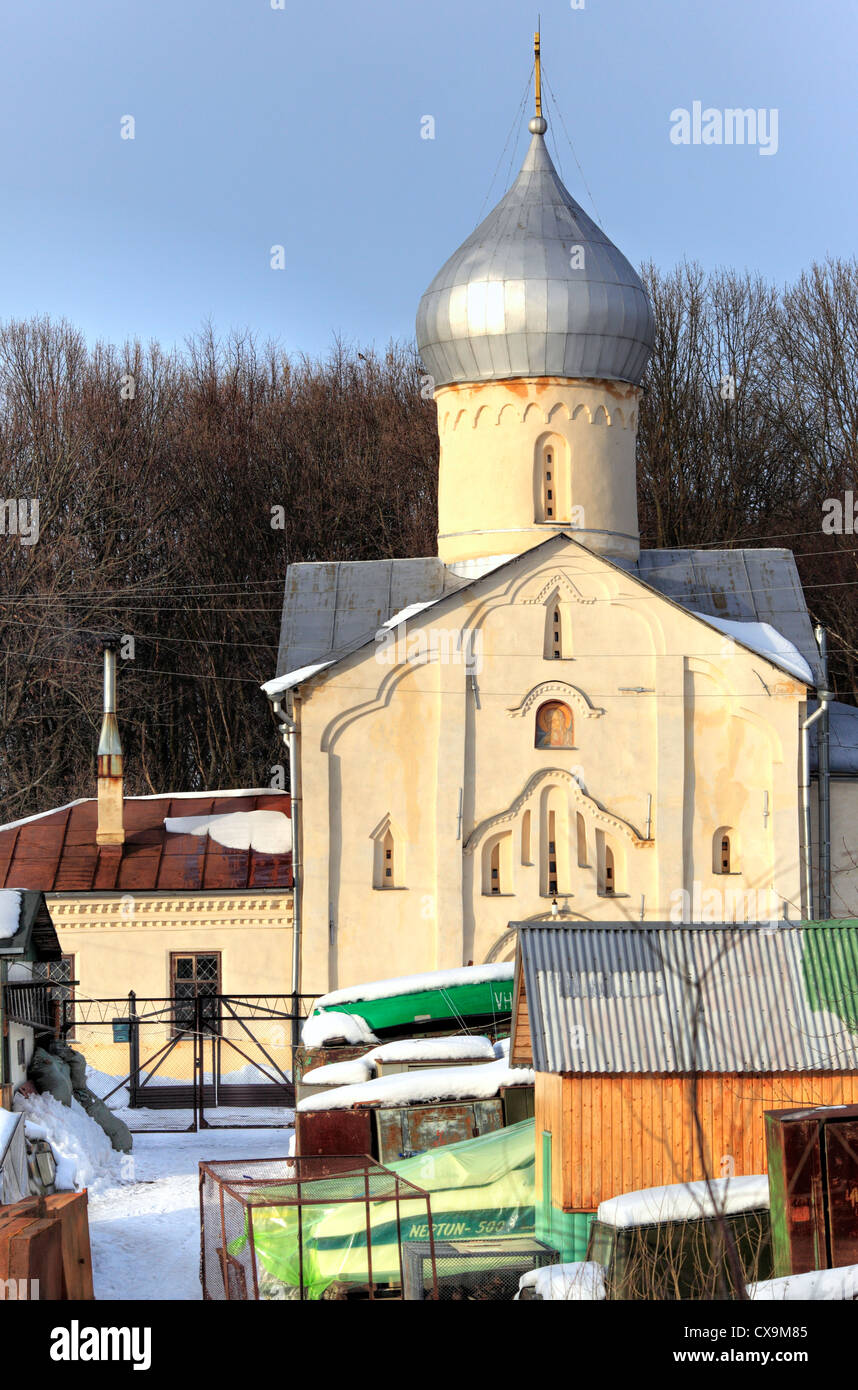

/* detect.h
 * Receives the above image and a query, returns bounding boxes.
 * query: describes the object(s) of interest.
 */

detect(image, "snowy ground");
[88,1125,294,1300]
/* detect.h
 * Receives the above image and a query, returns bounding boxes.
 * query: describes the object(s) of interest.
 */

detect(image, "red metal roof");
[0,793,293,894]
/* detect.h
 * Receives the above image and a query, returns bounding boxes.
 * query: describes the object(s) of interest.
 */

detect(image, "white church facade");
[265,71,858,994]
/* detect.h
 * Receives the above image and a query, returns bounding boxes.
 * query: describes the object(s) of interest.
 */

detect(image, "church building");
[265,55,858,995]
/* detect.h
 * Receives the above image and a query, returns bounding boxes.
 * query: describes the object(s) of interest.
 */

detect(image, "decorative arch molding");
[447,397,635,431]
[520,571,597,608]
[507,681,605,721]
[609,599,668,657]
[464,767,653,856]
[483,912,591,963]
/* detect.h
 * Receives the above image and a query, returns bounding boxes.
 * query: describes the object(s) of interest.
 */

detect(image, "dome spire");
[530,26,547,136]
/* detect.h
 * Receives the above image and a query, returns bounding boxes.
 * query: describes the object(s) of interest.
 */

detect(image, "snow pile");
[315,962,514,1010]
[597,1174,770,1229]
[0,889,21,940]
[302,1034,495,1087]
[0,1107,20,1156]
[164,810,291,855]
[494,1037,510,1059]
[747,1264,858,1301]
[692,613,813,685]
[297,1057,534,1112]
[302,1057,374,1087]
[519,1261,606,1301]
[301,1011,379,1047]
[13,1090,125,1193]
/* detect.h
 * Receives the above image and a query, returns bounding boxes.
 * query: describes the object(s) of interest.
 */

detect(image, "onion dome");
[416,116,654,389]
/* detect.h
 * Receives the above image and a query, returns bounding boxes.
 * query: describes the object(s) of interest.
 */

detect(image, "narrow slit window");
[548,812,558,896]
[604,846,615,895]
[491,840,501,894]
[721,835,730,873]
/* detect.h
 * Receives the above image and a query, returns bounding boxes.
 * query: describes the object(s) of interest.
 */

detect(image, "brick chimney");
[96,643,125,846]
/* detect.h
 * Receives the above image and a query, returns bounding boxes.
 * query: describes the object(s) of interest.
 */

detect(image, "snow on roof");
[382,601,438,629]
[597,1174,770,1228]
[164,809,291,855]
[0,890,22,941]
[300,1011,380,1048]
[0,789,288,836]
[691,612,813,685]
[262,662,335,697]
[747,1264,858,1301]
[296,1057,534,1111]
[519,1261,607,1301]
[315,962,514,1010]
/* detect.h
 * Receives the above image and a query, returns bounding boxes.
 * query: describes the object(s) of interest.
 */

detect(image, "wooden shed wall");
[510,972,531,1068]
[536,1070,858,1212]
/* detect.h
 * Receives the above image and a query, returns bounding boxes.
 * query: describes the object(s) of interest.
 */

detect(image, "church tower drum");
[416,36,654,568]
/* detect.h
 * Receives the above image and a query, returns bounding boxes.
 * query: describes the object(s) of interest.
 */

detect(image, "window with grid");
[32,955,76,1037]
[170,952,221,1034]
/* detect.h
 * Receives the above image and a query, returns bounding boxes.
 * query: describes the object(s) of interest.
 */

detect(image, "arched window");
[576,812,588,867]
[596,829,621,897]
[713,826,739,874]
[535,701,574,749]
[604,845,615,895]
[383,828,395,885]
[547,811,558,896]
[521,809,532,864]
[535,435,568,523]
[540,785,570,897]
[543,597,570,660]
[543,448,555,521]
[372,816,404,889]
[482,832,513,896]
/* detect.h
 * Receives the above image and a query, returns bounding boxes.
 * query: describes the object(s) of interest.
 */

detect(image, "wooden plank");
[44,1192,94,1301]
[3,1216,63,1300]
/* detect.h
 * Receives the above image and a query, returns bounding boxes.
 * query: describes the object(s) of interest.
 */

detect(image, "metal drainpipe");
[815,624,832,920]
[270,694,302,1049]
[801,666,829,921]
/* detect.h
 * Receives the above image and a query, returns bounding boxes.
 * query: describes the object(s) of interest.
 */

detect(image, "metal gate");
[62,991,316,1133]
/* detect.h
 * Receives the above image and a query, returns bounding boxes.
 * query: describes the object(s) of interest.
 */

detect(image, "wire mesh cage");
[402,1237,559,1301]
[200,1154,438,1300]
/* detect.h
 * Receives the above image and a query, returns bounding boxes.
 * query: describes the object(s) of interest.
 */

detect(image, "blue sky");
[0,0,854,359]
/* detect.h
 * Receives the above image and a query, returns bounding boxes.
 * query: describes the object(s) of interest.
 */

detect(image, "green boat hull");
[313,978,513,1035]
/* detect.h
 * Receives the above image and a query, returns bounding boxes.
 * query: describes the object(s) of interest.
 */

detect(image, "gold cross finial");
[534,29,542,118]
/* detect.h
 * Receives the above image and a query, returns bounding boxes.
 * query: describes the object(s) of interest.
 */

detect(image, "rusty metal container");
[374,1055,495,1078]
[765,1103,858,1275]
[373,1098,504,1164]
[500,1084,535,1126]
[295,1108,373,1167]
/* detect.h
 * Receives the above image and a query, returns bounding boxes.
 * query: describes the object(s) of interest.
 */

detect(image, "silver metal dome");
[416,128,654,389]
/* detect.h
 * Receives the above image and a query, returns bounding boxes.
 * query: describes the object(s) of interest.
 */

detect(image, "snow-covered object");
[518,1261,607,1301]
[369,1035,495,1064]
[747,1264,858,1301]
[494,1037,510,1059]
[382,601,437,629]
[164,810,291,855]
[13,1090,124,1194]
[692,612,813,685]
[301,1011,379,1048]
[302,1035,495,1087]
[301,1058,375,1087]
[597,1174,770,1229]
[0,889,22,940]
[315,962,514,1010]
[297,1058,534,1112]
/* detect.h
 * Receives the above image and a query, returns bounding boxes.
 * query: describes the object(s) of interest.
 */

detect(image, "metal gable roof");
[273,542,821,693]
[515,923,858,1075]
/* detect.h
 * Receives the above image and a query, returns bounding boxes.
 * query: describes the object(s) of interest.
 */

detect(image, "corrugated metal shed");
[0,793,292,894]
[515,923,858,1075]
